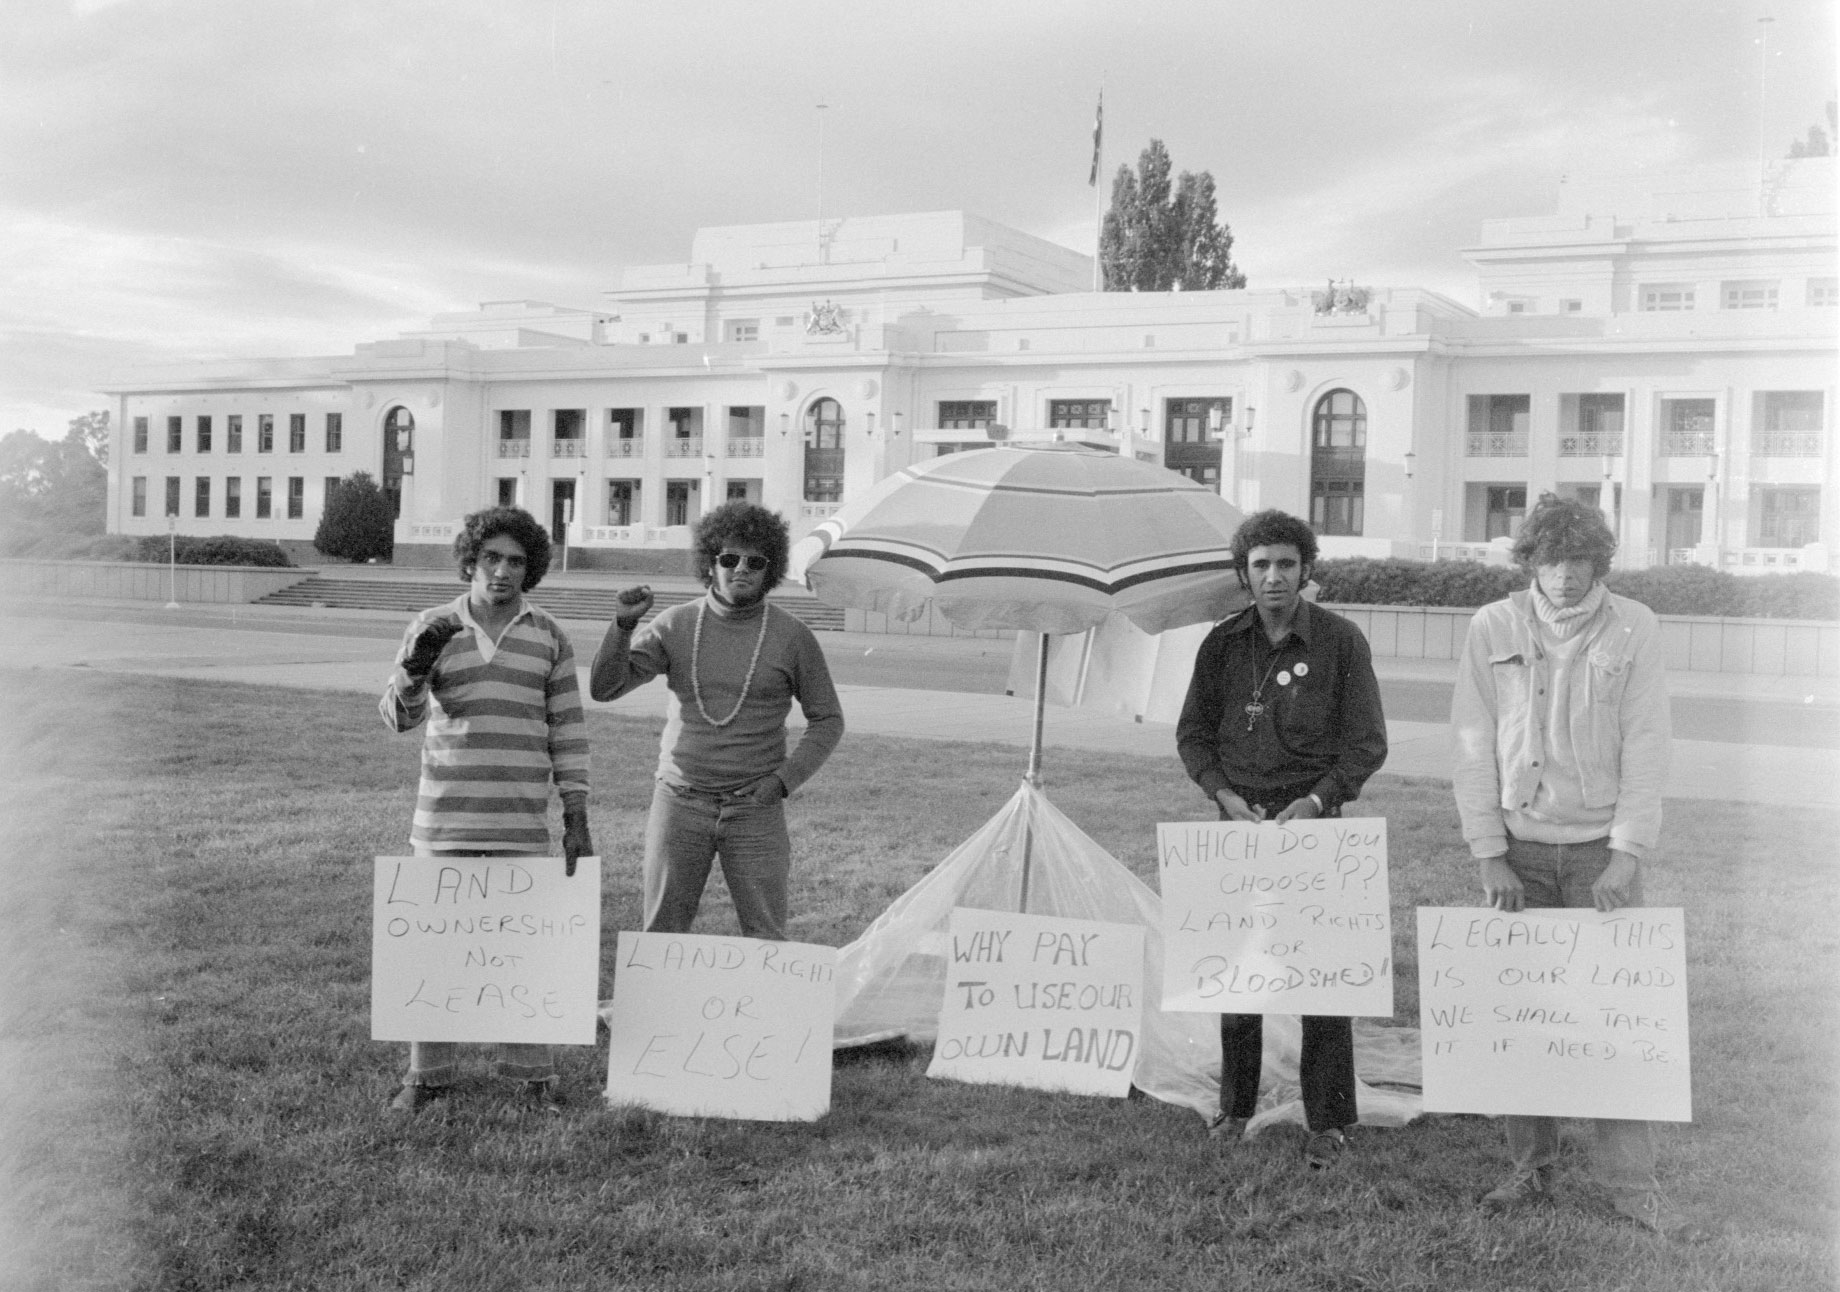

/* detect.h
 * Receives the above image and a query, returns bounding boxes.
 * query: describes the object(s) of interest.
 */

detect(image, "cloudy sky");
[3,0,1833,438]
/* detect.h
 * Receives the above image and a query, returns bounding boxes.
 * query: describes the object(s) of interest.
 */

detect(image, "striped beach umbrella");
[790,443,1250,637]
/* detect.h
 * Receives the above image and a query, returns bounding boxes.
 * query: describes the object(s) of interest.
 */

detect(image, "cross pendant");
[1244,701,1265,731]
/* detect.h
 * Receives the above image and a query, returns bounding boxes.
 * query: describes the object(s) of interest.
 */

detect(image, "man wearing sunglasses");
[590,502,843,941]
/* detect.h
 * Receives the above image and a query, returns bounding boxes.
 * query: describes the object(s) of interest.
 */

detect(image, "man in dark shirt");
[1175,509,1388,1169]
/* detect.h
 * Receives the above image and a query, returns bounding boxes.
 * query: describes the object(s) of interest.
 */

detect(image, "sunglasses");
[716,552,770,572]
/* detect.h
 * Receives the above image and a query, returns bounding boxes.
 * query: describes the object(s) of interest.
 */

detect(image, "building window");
[325,412,343,453]
[726,406,765,458]
[553,408,586,458]
[1754,391,1824,457]
[607,480,639,526]
[324,477,342,510]
[497,478,518,508]
[1640,284,1694,311]
[938,401,997,430]
[167,417,183,453]
[1662,486,1704,557]
[665,480,694,526]
[194,476,210,518]
[1659,398,1716,456]
[607,408,642,457]
[226,415,243,453]
[1484,485,1527,541]
[1466,395,1530,457]
[1309,389,1366,536]
[803,398,846,502]
[284,477,302,518]
[131,477,146,516]
[1809,277,1839,307]
[725,319,760,342]
[225,477,241,518]
[133,417,148,454]
[1164,398,1230,445]
[1722,280,1779,310]
[1559,394,1625,457]
[164,476,181,516]
[289,413,306,453]
[255,477,272,519]
[1048,399,1110,429]
[382,407,412,519]
[665,407,703,457]
[498,409,531,458]
[257,414,274,453]
[1561,299,1583,313]
[1753,486,1821,548]
[196,415,212,453]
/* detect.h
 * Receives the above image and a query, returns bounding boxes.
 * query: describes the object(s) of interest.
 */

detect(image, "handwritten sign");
[1157,818,1392,1016]
[1417,907,1691,1121]
[926,909,1145,1098]
[370,855,601,1045]
[603,933,836,1122]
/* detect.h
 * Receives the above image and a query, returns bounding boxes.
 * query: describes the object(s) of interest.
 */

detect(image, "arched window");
[382,406,414,520]
[803,398,846,502]
[1309,389,1366,536]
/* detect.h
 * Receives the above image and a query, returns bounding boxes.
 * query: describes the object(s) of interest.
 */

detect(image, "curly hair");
[692,502,790,592]
[452,506,552,591]
[1230,509,1319,581]
[1511,492,1616,580]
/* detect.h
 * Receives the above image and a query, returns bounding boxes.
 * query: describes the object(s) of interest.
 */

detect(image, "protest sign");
[1417,906,1691,1121]
[603,933,836,1122]
[370,855,601,1045]
[1157,818,1392,1017]
[926,909,1145,1098]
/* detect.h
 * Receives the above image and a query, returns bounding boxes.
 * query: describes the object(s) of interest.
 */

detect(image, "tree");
[1099,140,1247,292]
[0,411,109,535]
[1788,102,1837,157]
[313,471,395,562]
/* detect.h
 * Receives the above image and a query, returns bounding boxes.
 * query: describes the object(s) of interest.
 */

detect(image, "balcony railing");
[1660,430,1716,456]
[552,439,585,458]
[727,437,765,458]
[1558,432,1624,457]
[1466,431,1528,458]
[607,437,643,458]
[664,435,704,458]
[1754,430,1824,458]
[801,502,841,521]
[496,439,531,459]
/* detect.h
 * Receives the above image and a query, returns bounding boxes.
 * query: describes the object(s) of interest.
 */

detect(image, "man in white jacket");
[1451,493,1702,1241]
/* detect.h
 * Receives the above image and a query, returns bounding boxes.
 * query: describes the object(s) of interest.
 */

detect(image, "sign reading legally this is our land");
[1158,818,1393,1017]
[1417,906,1691,1121]
[370,855,602,1045]
[926,909,1145,1098]
[603,932,837,1122]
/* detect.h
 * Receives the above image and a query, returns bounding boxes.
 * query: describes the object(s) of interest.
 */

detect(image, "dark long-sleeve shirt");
[1175,599,1388,812]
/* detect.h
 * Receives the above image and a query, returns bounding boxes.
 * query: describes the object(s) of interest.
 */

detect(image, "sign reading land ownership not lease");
[927,909,1145,1098]
[370,855,602,1045]
[603,932,836,1122]
[1157,819,1393,1017]
[1417,907,1691,1122]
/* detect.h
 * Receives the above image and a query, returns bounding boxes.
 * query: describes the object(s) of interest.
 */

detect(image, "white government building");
[103,158,1837,574]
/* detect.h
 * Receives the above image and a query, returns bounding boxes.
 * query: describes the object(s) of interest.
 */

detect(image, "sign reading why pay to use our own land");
[602,932,837,1122]
[1417,906,1691,1121]
[371,855,602,1045]
[1158,818,1393,1017]
[927,908,1145,1098]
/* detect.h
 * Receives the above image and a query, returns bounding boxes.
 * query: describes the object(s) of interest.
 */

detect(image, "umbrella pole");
[1026,632,1049,787]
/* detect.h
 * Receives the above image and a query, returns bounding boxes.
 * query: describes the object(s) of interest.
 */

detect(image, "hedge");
[1312,557,1839,622]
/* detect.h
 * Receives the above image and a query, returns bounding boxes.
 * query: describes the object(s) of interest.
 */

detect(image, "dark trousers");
[1217,782,1358,1133]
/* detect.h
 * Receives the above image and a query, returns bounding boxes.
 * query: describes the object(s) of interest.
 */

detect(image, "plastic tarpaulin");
[832,781,1423,1129]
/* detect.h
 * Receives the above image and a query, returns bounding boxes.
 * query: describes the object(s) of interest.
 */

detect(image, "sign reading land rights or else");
[370,855,602,1045]
[1417,906,1691,1121]
[926,908,1145,1098]
[1157,818,1393,1017]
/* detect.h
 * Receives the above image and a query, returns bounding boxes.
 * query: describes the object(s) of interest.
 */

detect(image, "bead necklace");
[691,599,771,728]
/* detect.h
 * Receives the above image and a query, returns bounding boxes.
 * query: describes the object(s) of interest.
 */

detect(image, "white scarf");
[1530,580,1605,639]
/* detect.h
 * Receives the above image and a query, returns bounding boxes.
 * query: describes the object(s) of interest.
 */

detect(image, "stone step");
[255,576,848,630]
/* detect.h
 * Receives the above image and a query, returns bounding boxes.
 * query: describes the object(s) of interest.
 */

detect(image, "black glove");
[403,619,462,680]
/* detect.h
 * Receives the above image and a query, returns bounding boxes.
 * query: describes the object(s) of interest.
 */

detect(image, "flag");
[1088,91,1103,186]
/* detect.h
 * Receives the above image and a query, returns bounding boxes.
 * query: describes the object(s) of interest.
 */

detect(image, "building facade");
[103,164,1838,574]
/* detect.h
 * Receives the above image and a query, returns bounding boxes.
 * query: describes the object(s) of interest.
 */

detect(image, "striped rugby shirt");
[380,594,589,853]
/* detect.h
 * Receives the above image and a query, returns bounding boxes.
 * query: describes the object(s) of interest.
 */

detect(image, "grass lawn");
[1,669,1834,1291]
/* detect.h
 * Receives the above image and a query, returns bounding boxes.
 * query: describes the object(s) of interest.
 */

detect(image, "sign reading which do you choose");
[927,909,1146,1098]
[1417,907,1692,1121]
[1157,818,1393,1017]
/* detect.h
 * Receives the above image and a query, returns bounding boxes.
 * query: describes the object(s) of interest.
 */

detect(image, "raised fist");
[614,585,654,630]
[403,619,463,680]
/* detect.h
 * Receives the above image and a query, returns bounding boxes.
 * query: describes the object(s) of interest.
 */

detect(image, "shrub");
[134,535,293,567]
[1312,558,1524,608]
[314,471,394,563]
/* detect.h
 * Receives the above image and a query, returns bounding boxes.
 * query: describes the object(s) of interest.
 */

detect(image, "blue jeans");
[1498,835,1657,1195]
[643,781,791,941]
[403,845,553,1088]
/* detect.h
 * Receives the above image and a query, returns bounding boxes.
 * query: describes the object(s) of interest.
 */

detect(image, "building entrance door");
[1664,486,1703,561]
[551,480,575,546]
